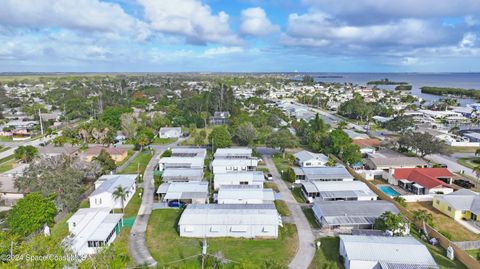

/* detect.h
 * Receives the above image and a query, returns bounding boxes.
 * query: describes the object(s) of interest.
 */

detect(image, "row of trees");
[396,131,448,157]
[338,95,394,122]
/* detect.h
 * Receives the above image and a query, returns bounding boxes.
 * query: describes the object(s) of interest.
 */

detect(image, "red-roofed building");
[386,168,454,195]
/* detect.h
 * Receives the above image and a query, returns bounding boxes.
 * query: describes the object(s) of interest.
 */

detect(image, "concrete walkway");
[263,155,316,269]
[128,149,160,267]
[129,139,185,267]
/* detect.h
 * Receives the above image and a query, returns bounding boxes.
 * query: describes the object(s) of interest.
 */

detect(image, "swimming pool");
[378,185,400,197]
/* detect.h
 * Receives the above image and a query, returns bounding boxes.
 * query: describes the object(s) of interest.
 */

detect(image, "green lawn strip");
[118,151,153,174]
[0,136,13,142]
[0,146,9,153]
[0,157,17,173]
[152,137,177,145]
[457,158,477,169]
[466,249,480,261]
[123,188,142,218]
[146,209,298,267]
[264,182,279,192]
[302,207,320,229]
[272,154,292,176]
[274,200,291,216]
[291,187,306,203]
[309,237,344,269]
[449,146,480,153]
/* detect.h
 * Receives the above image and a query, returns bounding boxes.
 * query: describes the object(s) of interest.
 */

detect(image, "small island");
[420,86,480,99]
[367,78,409,85]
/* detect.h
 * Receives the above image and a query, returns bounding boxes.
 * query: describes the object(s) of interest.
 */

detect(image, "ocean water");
[306,73,480,106]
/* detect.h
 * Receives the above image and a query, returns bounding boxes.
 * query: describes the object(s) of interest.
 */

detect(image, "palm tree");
[472,165,480,188]
[112,185,128,213]
[412,209,433,237]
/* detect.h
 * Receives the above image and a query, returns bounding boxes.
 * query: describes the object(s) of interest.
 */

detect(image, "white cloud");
[0,0,148,39]
[203,46,244,57]
[465,16,479,26]
[302,0,480,18]
[240,7,279,36]
[459,33,477,48]
[138,0,242,45]
[284,11,448,48]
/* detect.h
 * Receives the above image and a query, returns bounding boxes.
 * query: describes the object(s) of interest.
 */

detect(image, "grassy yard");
[292,187,306,203]
[302,207,320,229]
[449,146,480,153]
[407,202,480,241]
[0,146,9,152]
[118,150,153,174]
[457,158,477,169]
[264,182,279,192]
[123,188,142,218]
[181,127,214,146]
[309,237,344,269]
[0,136,12,142]
[275,200,291,216]
[152,137,177,145]
[272,154,293,175]
[0,156,17,173]
[466,249,480,261]
[146,209,298,268]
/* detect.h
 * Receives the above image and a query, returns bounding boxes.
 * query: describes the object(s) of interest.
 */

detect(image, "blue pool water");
[378,185,400,197]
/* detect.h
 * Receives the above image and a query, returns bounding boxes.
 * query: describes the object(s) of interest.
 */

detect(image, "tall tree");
[234,122,258,146]
[412,209,433,237]
[7,193,57,236]
[208,126,232,149]
[14,145,38,163]
[120,113,138,139]
[93,149,117,175]
[112,186,128,213]
[266,128,299,158]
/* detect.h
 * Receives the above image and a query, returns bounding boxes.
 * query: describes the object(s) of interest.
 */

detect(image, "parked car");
[453,179,474,189]
[168,200,185,208]
[265,173,273,180]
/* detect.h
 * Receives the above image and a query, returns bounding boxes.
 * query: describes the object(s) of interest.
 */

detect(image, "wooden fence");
[331,155,480,269]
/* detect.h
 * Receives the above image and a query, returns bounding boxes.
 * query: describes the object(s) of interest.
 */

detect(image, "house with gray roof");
[178,204,282,238]
[312,200,399,230]
[294,150,328,168]
[161,168,204,183]
[158,157,204,171]
[365,157,428,171]
[292,166,354,182]
[171,147,207,158]
[89,174,137,210]
[339,235,439,269]
[214,147,253,159]
[217,185,275,204]
[300,180,377,203]
[156,181,209,204]
[210,158,259,174]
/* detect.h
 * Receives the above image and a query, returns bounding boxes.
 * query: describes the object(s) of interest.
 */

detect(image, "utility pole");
[201,238,207,269]
[38,109,44,139]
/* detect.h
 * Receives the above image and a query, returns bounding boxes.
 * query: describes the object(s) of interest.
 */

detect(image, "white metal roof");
[293,166,354,180]
[90,174,136,196]
[159,157,204,166]
[294,150,328,163]
[211,158,259,166]
[214,147,252,158]
[171,147,207,158]
[217,185,275,202]
[214,171,264,182]
[340,235,438,268]
[178,204,280,226]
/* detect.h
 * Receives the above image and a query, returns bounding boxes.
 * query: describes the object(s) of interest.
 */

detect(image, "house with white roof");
[294,150,328,167]
[65,208,123,256]
[214,147,252,158]
[217,185,275,204]
[0,174,24,207]
[300,181,377,203]
[89,174,137,210]
[156,181,209,204]
[178,204,282,238]
[159,127,182,138]
[339,235,439,269]
[210,158,259,174]
[213,171,264,190]
[158,157,204,172]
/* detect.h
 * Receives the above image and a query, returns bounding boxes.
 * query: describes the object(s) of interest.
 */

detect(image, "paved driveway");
[263,155,316,269]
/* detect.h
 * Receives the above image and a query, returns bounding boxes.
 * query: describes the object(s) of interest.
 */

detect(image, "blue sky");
[0,0,479,72]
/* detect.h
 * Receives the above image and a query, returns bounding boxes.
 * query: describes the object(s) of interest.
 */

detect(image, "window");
[448,206,452,211]
[99,198,102,204]
[305,162,311,166]
[72,222,76,227]
[239,181,248,185]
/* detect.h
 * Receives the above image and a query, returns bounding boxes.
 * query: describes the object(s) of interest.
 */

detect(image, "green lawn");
[123,188,142,218]
[302,207,320,229]
[0,136,12,142]
[466,249,480,261]
[0,156,17,173]
[146,209,298,267]
[118,151,153,174]
[309,237,344,269]
[264,182,279,192]
[272,154,293,175]
[292,187,306,203]
[0,146,9,153]
[457,157,476,169]
[152,137,177,145]
[449,146,480,153]
[275,200,291,216]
